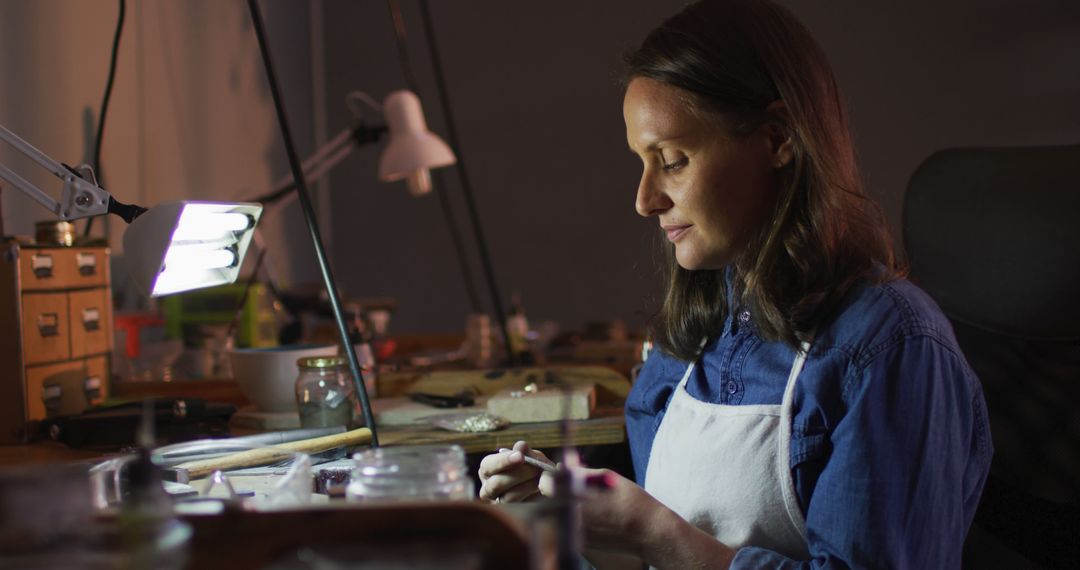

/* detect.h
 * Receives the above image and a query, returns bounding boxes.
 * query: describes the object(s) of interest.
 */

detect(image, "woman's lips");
[663,225,691,242]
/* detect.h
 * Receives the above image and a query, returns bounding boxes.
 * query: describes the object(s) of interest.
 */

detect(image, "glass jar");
[294,356,357,428]
[346,445,474,503]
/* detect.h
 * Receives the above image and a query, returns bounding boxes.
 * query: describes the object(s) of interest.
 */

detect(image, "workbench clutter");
[3,462,536,569]
[228,343,378,431]
[158,281,282,379]
[398,381,596,431]
[229,344,338,414]
[373,366,627,435]
[70,426,512,564]
[0,426,369,567]
[89,427,373,511]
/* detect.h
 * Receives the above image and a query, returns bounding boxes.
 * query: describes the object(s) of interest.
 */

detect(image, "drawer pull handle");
[31,254,54,279]
[84,375,102,401]
[37,313,60,337]
[42,384,63,415]
[76,252,98,276]
[82,307,101,331]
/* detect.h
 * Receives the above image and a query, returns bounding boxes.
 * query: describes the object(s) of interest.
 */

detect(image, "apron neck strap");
[678,333,815,393]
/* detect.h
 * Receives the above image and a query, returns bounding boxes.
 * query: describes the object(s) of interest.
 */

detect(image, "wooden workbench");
[0,439,103,466]
[1,364,631,466]
[0,409,625,467]
[377,408,625,453]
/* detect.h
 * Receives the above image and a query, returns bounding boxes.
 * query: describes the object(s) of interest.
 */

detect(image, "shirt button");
[725,380,738,394]
[739,310,751,323]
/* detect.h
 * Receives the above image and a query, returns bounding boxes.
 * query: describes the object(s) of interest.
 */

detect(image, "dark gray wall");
[320,0,1080,334]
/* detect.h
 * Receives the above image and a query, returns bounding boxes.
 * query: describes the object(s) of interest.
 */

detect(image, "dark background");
[305,1,1080,335]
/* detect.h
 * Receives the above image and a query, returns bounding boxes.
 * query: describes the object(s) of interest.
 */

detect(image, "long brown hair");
[627,0,903,359]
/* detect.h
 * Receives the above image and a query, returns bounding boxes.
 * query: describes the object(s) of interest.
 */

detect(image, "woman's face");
[624,77,781,270]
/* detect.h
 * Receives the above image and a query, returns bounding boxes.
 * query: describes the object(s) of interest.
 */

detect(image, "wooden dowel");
[175,427,372,480]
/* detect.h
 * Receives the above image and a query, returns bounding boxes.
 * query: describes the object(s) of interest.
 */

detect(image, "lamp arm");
[251,122,387,206]
[0,161,61,216]
[0,124,110,221]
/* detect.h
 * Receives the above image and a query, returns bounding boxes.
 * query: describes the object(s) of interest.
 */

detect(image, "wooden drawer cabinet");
[1,241,113,442]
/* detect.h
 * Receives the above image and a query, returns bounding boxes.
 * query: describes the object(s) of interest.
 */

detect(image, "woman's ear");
[764,100,794,169]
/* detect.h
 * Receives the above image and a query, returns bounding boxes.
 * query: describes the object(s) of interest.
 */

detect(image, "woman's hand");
[537,466,664,554]
[538,467,737,569]
[477,440,553,503]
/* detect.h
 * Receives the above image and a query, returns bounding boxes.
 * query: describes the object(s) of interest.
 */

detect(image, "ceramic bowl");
[229,344,338,412]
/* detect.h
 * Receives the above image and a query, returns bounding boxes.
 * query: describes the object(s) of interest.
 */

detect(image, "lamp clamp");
[58,163,111,221]
[348,122,388,147]
[107,195,148,224]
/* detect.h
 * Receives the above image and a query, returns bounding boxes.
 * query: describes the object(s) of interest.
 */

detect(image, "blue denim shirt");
[626,277,992,568]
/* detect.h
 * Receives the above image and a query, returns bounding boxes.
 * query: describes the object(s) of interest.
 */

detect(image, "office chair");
[903,144,1080,569]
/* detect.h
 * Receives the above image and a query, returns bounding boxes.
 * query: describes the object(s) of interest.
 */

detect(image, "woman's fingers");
[478,466,538,502]
[479,440,552,480]
[478,440,553,503]
[499,477,544,503]
[478,447,526,481]
[478,445,536,502]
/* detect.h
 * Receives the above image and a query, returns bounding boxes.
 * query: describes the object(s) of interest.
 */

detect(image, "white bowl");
[229,344,338,412]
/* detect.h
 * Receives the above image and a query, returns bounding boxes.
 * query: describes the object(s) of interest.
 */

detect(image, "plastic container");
[346,444,473,503]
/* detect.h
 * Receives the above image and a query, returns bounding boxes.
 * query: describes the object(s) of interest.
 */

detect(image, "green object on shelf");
[161,283,278,349]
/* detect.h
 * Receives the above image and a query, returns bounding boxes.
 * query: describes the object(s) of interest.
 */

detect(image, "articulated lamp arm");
[0,123,145,222]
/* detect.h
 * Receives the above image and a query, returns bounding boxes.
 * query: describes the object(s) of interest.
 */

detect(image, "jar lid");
[297,356,347,369]
[352,444,467,477]
[35,221,76,246]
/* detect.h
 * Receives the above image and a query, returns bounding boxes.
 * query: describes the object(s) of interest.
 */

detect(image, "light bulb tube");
[171,212,252,241]
[163,246,237,271]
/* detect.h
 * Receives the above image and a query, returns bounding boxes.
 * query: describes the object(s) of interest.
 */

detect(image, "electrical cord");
[83,0,127,239]
[386,0,420,96]
[346,90,383,116]
[385,0,487,318]
[417,0,516,363]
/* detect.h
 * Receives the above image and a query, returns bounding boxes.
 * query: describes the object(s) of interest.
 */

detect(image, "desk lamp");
[0,124,262,298]
[241,90,457,351]
[252,89,455,206]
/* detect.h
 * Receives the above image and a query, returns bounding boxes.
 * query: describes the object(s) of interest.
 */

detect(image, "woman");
[479,0,992,567]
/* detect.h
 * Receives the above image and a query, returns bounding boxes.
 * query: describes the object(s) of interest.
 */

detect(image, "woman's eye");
[662,157,689,171]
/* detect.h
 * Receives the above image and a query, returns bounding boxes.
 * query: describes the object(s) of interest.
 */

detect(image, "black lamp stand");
[247,0,378,446]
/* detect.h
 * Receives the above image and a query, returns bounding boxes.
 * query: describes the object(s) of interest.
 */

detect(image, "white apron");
[643,340,812,562]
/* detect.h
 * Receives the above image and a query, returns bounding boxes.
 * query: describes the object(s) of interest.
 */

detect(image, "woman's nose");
[635,174,673,217]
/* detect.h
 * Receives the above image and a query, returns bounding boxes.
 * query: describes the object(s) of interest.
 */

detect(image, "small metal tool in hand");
[498,447,557,473]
